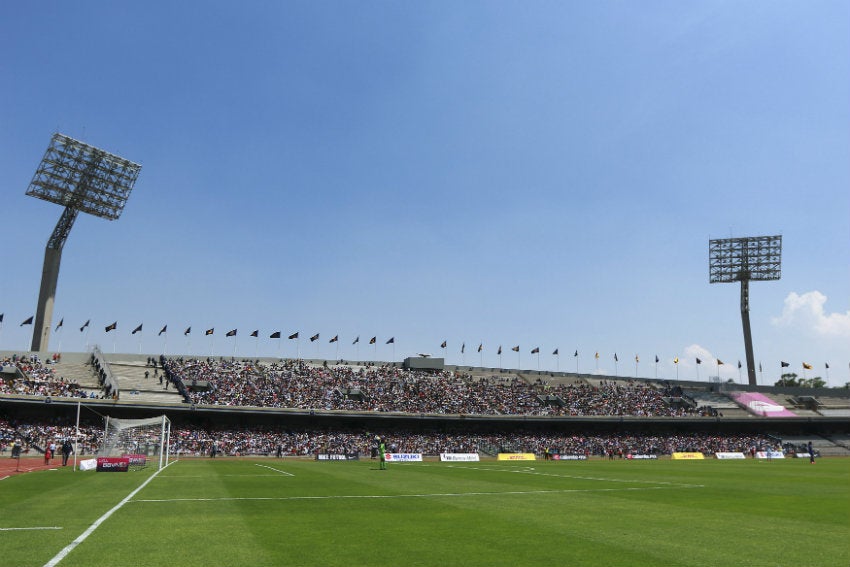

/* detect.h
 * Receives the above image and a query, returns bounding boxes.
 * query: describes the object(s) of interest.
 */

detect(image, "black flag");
[386,337,395,344]
[105,322,117,332]
[80,320,90,332]
[55,318,64,331]
[132,324,143,334]
[20,316,33,326]
[184,327,191,336]
[158,325,167,336]
[310,333,319,342]
[250,330,258,338]
[270,331,281,339]
[226,329,237,337]
[288,332,299,340]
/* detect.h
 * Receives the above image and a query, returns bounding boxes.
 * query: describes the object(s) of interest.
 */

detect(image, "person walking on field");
[61,439,73,466]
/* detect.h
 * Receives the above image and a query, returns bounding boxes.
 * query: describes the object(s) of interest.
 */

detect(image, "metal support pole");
[740,279,757,386]
[32,207,79,352]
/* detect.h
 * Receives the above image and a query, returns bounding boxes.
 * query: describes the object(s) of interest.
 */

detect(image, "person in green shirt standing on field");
[378,438,387,470]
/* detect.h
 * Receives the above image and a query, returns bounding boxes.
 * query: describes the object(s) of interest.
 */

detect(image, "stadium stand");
[161,358,702,417]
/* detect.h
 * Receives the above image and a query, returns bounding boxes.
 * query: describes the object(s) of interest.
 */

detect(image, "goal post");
[98,415,172,470]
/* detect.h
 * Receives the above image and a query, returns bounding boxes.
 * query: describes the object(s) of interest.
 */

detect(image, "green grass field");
[1,456,847,567]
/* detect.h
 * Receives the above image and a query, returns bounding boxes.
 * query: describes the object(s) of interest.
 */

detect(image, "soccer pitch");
[1,457,847,567]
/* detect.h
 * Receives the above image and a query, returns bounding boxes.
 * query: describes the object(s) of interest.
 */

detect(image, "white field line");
[439,464,704,488]
[131,483,699,505]
[254,463,294,476]
[157,474,289,478]
[0,526,62,531]
[43,461,174,567]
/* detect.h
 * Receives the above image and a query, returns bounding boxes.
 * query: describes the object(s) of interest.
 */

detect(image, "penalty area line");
[254,463,294,476]
[42,461,174,567]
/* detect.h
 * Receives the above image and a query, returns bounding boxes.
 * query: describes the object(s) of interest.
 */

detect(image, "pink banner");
[731,392,797,417]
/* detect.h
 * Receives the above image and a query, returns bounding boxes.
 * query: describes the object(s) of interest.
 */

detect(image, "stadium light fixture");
[26,133,142,352]
[709,235,782,386]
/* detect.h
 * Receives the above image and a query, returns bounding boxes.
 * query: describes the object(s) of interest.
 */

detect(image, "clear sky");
[1,1,848,386]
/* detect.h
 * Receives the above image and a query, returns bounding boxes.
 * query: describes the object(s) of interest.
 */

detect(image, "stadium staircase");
[49,360,102,396]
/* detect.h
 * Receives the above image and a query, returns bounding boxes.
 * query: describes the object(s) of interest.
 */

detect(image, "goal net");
[97,415,172,470]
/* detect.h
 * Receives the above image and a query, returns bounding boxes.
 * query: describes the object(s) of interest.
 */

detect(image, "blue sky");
[1,2,848,386]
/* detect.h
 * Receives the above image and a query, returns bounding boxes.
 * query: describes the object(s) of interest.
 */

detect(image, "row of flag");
[0,315,835,370]
[5,315,396,345]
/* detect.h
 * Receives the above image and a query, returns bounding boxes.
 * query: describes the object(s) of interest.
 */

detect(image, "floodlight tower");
[709,235,782,386]
[26,133,141,352]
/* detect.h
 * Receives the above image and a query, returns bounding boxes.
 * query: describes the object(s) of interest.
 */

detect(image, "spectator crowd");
[162,358,699,417]
[0,354,91,399]
[1,415,778,460]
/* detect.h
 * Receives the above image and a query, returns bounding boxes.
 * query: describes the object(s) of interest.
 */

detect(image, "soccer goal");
[97,415,172,470]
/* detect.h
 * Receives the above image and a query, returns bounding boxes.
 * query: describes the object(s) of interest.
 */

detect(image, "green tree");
[775,373,826,388]
[775,373,799,387]
[800,377,826,388]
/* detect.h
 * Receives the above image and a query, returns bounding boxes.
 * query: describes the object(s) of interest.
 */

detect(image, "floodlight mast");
[709,235,782,386]
[26,133,141,352]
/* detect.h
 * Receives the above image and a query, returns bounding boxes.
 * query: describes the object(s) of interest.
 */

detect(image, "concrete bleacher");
[814,396,850,417]
[49,360,101,390]
[108,361,185,404]
[687,390,738,409]
[780,435,850,457]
